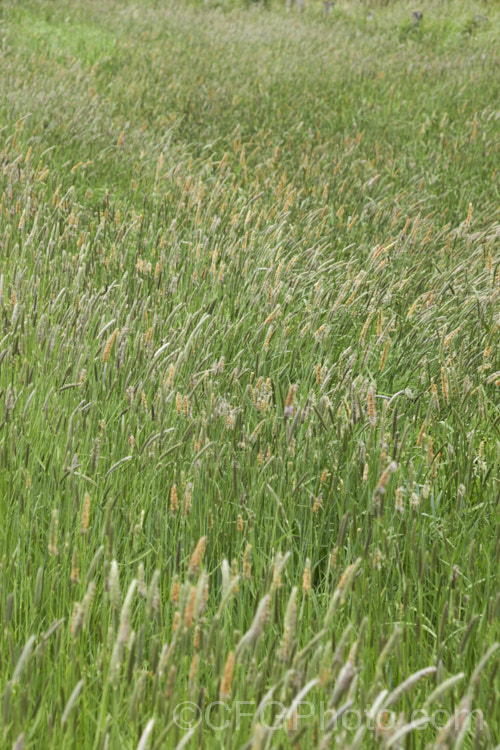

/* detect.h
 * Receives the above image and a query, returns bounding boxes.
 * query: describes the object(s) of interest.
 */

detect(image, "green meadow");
[0,0,499,747]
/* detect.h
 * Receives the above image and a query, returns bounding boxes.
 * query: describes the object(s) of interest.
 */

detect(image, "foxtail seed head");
[188,536,207,578]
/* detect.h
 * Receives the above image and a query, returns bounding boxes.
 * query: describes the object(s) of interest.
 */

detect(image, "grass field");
[1,0,499,747]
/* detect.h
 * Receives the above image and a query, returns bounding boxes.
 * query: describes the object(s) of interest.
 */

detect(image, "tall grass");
[0,0,499,747]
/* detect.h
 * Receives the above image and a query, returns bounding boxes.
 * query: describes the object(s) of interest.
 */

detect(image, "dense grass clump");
[0,0,499,747]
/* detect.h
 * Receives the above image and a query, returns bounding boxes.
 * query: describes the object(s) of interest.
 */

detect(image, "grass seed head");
[188,536,207,578]
[220,650,235,700]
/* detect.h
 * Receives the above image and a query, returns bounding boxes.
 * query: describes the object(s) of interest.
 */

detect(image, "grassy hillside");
[0,0,499,747]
